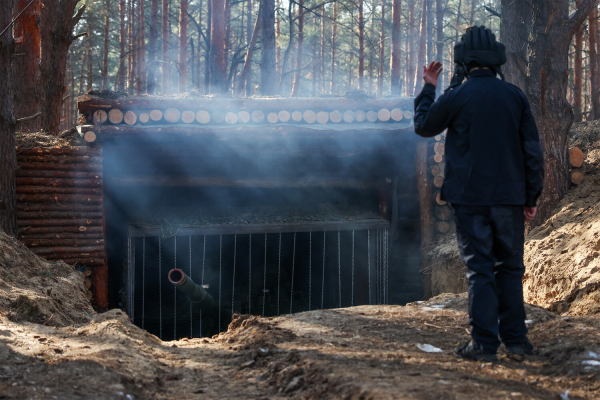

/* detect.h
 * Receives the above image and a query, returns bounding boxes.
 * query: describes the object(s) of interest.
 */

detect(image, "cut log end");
[366,111,378,123]
[355,110,366,122]
[164,108,181,123]
[225,112,238,124]
[238,111,250,123]
[196,110,210,124]
[150,109,163,121]
[303,110,316,124]
[108,109,123,124]
[343,110,355,123]
[390,108,404,121]
[433,176,444,188]
[569,147,585,168]
[84,131,96,143]
[278,110,291,122]
[182,111,196,124]
[124,111,137,125]
[316,111,329,124]
[435,221,450,234]
[291,111,303,122]
[571,170,585,185]
[267,112,279,124]
[138,112,150,123]
[252,110,265,123]
[377,109,391,122]
[330,110,342,123]
[93,110,107,124]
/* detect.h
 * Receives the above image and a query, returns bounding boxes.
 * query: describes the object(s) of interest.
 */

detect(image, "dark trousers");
[453,204,528,353]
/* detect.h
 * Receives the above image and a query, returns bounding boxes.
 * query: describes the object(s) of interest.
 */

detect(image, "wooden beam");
[128,219,390,237]
[107,176,381,189]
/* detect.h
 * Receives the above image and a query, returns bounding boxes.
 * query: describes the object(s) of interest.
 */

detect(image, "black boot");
[454,341,498,362]
[505,339,533,361]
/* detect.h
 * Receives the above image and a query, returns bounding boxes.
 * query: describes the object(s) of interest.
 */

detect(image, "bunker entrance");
[127,223,390,340]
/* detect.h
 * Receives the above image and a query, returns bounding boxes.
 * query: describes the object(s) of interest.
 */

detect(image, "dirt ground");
[1,294,599,400]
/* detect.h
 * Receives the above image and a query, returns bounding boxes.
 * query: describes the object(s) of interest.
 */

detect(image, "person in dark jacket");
[413,26,545,362]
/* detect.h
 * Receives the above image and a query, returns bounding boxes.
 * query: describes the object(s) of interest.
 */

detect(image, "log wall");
[428,133,455,240]
[15,145,108,311]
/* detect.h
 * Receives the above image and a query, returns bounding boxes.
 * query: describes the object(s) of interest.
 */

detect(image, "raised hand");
[423,61,443,87]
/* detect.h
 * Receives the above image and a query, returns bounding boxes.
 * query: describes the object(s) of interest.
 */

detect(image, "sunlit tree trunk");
[291,0,304,96]
[148,0,159,94]
[118,0,126,91]
[377,0,384,96]
[358,0,365,91]
[179,0,189,93]
[87,20,93,91]
[102,0,110,89]
[330,3,337,94]
[13,0,42,132]
[414,0,427,94]
[390,0,402,94]
[210,0,226,93]
[40,0,85,135]
[260,0,277,95]
[574,0,584,121]
[137,0,145,93]
[163,0,171,94]
[0,0,18,235]
[589,6,599,120]
[406,0,415,96]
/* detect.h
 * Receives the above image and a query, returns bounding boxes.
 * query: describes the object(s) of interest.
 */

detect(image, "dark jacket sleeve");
[519,95,545,207]
[414,83,454,138]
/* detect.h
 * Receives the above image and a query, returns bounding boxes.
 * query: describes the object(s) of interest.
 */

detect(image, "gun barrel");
[168,268,215,310]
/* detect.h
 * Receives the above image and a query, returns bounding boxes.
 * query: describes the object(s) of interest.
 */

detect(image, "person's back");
[412,26,544,362]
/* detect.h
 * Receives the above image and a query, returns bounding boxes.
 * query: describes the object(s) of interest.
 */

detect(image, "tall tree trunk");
[209,0,226,93]
[426,0,433,63]
[79,53,85,94]
[13,0,41,132]
[368,0,375,95]
[204,0,211,92]
[321,4,325,93]
[349,17,354,90]
[330,2,337,94]
[40,0,86,136]
[128,0,136,93]
[102,0,110,89]
[589,6,599,120]
[247,0,253,47]
[119,0,126,91]
[237,0,261,95]
[390,0,402,94]
[358,0,365,91]
[197,0,203,91]
[179,0,189,93]
[276,0,281,75]
[414,0,427,94]
[574,0,584,121]
[260,0,277,95]
[0,0,18,235]
[291,0,304,96]
[501,0,598,225]
[377,0,384,96]
[406,0,415,95]
[137,0,145,93]
[435,0,443,94]
[87,20,93,91]
[163,0,171,94]
[148,0,159,94]
[469,0,475,25]
[224,0,232,75]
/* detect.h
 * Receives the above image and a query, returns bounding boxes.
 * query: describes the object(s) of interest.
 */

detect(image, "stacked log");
[427,133,455,239]
[15,146,108,310]
[569,147,585,184]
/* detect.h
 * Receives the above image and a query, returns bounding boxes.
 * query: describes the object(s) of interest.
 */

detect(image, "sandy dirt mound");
[426,234,467,296]
[523,120,600,315]
[2,304,599,399]
[0,230,93,326]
